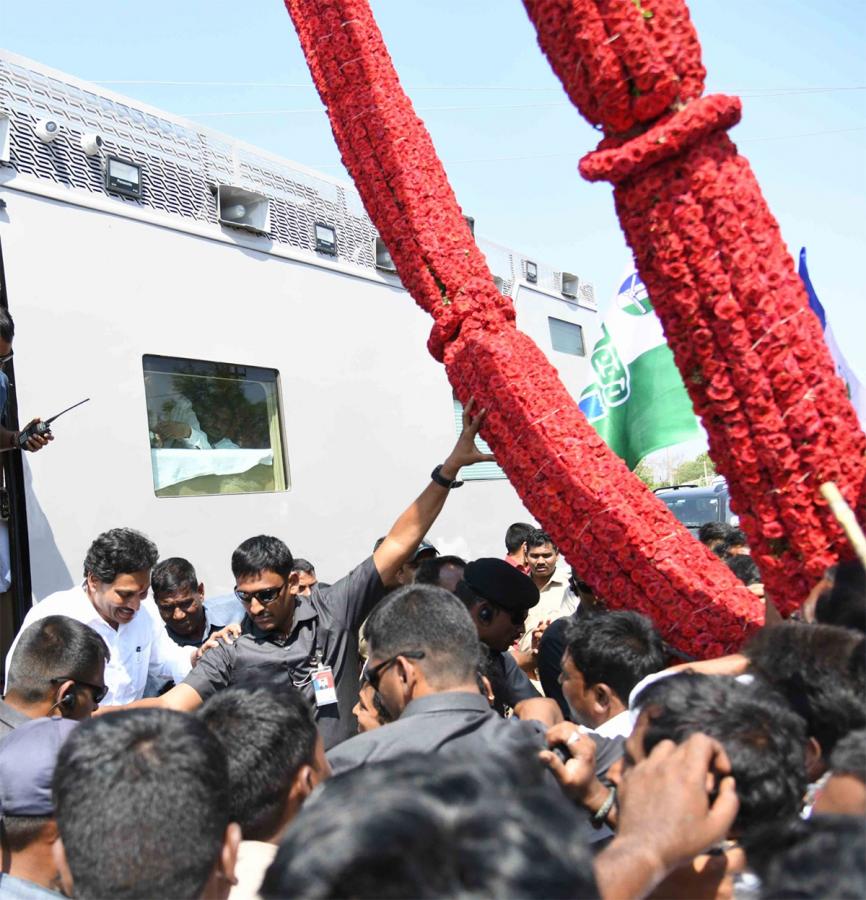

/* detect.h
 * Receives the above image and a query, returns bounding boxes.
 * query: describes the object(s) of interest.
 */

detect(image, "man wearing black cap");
[455,558,542,715]
[0,716,78,897]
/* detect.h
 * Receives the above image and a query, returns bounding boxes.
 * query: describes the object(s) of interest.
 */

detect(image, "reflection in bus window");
[143,356,288,497]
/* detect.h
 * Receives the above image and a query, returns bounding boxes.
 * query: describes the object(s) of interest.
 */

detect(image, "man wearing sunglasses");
[111,400,494,749]
[327,583,552,775]
[1,615,109,734]
[0,308,53,454]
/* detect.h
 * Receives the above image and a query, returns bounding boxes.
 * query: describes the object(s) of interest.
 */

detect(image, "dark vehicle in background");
[654,480,736,535]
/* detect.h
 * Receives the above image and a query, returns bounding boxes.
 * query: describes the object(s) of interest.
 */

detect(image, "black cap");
[412,540,438,562]
[462,558,539,612]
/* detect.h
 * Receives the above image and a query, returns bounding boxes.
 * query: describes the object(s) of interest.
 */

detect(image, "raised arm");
[372,399,494,585]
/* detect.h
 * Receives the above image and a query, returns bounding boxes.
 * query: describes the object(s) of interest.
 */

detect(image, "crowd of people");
[0,406,863,899]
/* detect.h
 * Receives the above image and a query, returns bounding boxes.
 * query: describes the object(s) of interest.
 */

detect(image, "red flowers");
[283,0,765,658]
[523,0,866,609]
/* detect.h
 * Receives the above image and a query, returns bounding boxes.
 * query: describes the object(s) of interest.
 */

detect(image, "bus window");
[143,355,288,497]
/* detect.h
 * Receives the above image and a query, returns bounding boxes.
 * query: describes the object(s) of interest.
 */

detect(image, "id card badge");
[312,665,338,707]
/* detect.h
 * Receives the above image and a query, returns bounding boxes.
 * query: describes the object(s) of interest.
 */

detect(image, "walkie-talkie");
[17,398,90,448]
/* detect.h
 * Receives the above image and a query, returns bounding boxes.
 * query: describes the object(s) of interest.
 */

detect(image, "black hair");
[52,709,230,899]
[757,815,866,899]
[260,752,596,899]
[151,557,198,600]
[726,554,762,586]
[413,555,466,587]
[364,584,480,689]
[697,521,732,546]
[524,528,557,553]
[7,616,110,704]
[744,622,866,758]
[198,686,318,841]
[0,308,14,344]
[82,528,158,583]
[829,728,866,782]
[1,815,52,853]
[816,559,865,634]
[504,523,533,554]
[291,558,316,575]
[232,535,294,580]
[634,673,807,849]
[719,528,748,557]
[564,610,665,704]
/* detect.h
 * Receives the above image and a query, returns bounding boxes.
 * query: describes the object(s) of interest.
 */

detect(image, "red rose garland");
[524,0,866,610]
[282,0,764,656]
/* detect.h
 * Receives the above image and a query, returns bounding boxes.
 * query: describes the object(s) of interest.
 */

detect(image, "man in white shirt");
[514,530,573,667]
[558,610,665,739]
[6,528,197,706]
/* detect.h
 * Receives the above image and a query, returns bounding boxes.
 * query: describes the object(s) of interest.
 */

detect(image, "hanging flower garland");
[282,0,763,657]
[523,0,866,611]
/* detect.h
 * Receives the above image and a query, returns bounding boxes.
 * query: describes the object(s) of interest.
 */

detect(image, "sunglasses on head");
[233,583,286,606]
[364,650,426,691]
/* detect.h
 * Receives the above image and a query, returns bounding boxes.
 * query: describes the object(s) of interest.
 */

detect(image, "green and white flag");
[578,270,699,469]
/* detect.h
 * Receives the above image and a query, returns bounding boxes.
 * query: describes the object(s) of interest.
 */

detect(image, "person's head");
[726,554,762,587]
[504,522,533,560]
[816,559,865,634]
[231,535,299,634]
[352,680,394,734]
[455,558,539,652]
[413,554,466,592]
[393,540,438,586]
[813,728,866,817]
[290,558,317,597]
[260,753,597,899]
[0,307,14,364]
[697,521,732,552]
[151,557,206,639]
[82,528,159,627]
[199,687,330,842]
[561,611,664,728]
[52,709,239,899]
[757,815,866,900]
[363,584,481,719]
[0,717,76,889]
[719,527,749,558]
[627,673,808,850]
[744,622,866,771]
[6,616,109,719]
[524,529,559,583]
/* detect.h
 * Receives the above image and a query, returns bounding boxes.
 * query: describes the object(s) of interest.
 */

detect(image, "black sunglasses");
[234,583,286,606]
[364,650,426,691]
[51,676,108,705]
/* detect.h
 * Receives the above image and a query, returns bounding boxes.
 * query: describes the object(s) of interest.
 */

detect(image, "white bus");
[0,49,599,648]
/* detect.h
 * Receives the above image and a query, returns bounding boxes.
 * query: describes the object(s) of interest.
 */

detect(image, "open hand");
[194,623,242,663]
[440,398,495,477]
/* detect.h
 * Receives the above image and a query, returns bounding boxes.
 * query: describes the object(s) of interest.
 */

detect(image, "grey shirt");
[327,691,548,774]
[184,556,386,749]
[0,699,30,741]
[328,691,625,844]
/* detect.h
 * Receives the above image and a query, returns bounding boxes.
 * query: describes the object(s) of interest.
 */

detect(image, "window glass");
[143,355,288,497]
[548,317,585,356]
[660,495,721,528]
[452,397,506,481]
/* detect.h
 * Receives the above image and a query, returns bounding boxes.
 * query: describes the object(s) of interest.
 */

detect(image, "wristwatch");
[431,464,464,489]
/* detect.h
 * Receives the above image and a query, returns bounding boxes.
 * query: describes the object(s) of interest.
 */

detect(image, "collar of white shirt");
[592,709,632,739]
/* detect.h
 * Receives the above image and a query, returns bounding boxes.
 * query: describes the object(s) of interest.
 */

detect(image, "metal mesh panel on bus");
[0,54,591,293]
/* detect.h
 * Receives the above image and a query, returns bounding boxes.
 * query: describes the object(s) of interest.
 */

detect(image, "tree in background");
[673,452,717,486]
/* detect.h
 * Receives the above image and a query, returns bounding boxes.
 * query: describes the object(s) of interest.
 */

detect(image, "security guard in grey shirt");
[110,401,495,749]
[327,583,623,843]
